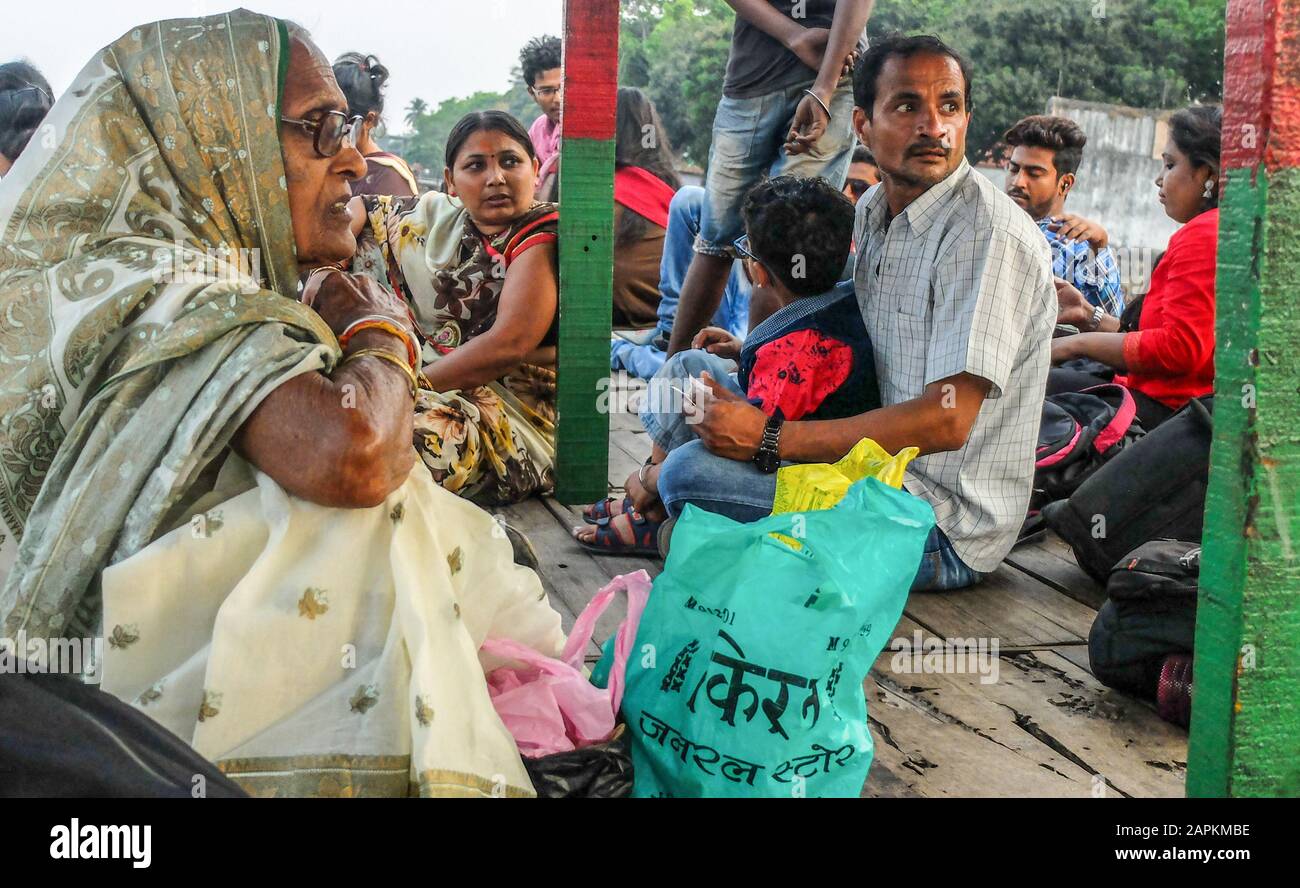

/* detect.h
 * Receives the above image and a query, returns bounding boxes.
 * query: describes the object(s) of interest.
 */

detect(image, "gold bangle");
[342,347,417,399]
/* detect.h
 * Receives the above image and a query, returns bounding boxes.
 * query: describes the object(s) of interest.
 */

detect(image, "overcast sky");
[0,0,564,134]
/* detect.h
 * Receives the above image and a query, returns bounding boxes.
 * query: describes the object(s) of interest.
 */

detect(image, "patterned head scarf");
[0,9,339,640]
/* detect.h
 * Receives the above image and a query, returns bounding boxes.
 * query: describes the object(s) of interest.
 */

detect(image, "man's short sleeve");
[925,226,1049,399]
[852,193,870,254]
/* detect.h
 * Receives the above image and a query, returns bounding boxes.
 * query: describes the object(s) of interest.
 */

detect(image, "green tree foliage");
[621,0,734,168]
[397,68,537,175]
[867,0,1226,160]
[396,0,1224,175]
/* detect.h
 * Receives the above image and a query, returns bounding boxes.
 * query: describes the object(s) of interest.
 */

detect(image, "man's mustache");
[907,139,951,156]
[1007,189,1029,201]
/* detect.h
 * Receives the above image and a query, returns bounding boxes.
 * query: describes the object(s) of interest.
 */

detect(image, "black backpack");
[1108,539,1201,609]
[1088,540,1200,701]
[1032,383,1145,512]
[1044,396,1213,583]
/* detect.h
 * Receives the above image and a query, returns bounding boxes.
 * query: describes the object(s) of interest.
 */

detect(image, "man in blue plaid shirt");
[1004,115,1124,320]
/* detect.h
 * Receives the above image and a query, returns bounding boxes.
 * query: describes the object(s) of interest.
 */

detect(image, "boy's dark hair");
[0,61,54,162]
[1168,104,1223,207]
[445,111,535,168]
[332,52,391,123]
[742,176,855,297]
[851,144,876,166]
[852,34,972,120]
[1004,115,1088,177]
[519,36,562,88]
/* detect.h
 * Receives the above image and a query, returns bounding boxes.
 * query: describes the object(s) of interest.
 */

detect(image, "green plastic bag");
[622,478,935,797]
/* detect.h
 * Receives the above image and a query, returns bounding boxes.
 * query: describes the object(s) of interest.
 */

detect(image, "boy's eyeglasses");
[530,85,562,99]
[733,234,767,283]
[280,111,364,158]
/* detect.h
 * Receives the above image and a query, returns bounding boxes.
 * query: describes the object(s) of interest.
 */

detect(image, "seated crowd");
[0,0,1223,796]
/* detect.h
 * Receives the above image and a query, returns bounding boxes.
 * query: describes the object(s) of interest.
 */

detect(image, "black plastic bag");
[523,725,633,798]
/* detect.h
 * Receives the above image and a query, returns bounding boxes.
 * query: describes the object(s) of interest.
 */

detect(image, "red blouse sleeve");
[1130,217,1217,377]
[746,330,854,421]
[504,211,560,266]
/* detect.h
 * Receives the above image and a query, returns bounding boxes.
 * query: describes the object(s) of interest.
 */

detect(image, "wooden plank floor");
[502,371,1186,797]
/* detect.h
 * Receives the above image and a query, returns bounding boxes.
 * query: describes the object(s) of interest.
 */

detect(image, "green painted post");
[1187,0,1300,797]
[553,0,616,504]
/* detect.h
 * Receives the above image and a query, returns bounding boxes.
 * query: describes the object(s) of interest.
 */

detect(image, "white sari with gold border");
[100,454,564,797]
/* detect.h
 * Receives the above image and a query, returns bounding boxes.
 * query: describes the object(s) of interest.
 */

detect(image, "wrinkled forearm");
[235,331,415,508]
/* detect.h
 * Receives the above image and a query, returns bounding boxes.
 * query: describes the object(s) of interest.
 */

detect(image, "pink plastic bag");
[482,570,652,758]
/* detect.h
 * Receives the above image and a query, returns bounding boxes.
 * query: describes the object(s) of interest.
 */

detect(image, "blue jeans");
[647,355,984,592]
[611,187,751,379]
[697,80,856,256]
[655,186,751,341]
[641,349,740,453]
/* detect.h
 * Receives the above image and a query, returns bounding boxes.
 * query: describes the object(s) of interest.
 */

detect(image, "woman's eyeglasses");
[280,111,364,158]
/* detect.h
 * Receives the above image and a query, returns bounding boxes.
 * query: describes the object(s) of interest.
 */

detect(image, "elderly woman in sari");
[348,110,559,505]
[0,11,563,797]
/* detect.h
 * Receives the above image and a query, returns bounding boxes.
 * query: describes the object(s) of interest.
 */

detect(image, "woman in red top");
[612,88,681,327]
[1049,105,1222,429]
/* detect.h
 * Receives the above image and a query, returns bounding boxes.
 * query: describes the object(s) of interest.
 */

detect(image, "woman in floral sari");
[349,111,559,505]
[0,11,563,797]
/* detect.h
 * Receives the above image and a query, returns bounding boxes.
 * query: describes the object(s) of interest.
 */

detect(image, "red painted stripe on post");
[1268,0,1300,170]
[561,0,618,140]
[1222,0,1273,172]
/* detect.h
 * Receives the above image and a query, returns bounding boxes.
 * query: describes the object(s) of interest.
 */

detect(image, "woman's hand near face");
[303,269,414,342]
[238,35,417,510]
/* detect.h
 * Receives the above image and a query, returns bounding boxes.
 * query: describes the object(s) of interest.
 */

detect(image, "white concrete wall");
[1045,97,1180,252]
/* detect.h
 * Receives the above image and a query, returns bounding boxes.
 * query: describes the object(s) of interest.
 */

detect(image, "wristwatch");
[753,412,785,474]
[1087,304,1105,331]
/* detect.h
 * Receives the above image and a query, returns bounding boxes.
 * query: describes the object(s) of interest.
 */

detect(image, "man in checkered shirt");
[1003,114,1124,318]
[653,34,1056,591]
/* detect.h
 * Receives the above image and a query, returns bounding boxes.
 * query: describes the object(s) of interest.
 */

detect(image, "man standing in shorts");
[665,0,873,354]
